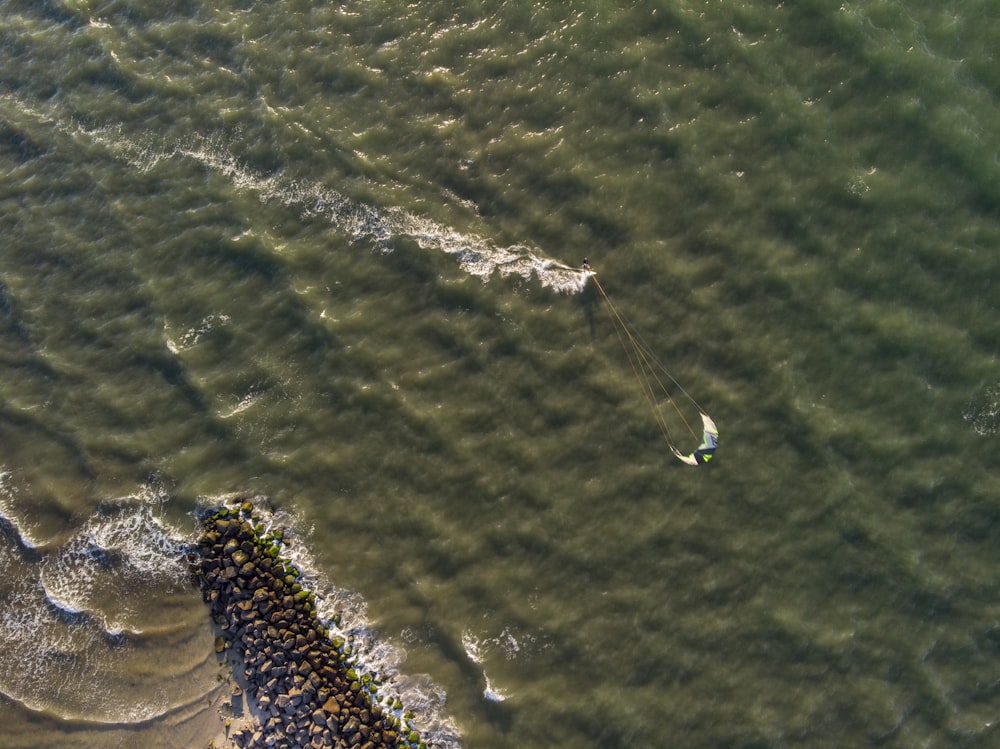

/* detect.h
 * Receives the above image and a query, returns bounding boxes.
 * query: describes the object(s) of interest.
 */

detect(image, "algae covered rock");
[190,498,433,749]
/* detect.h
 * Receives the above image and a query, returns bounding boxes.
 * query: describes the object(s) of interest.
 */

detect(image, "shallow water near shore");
[1,1,1000,747]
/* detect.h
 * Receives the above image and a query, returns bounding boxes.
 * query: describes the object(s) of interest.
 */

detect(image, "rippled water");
[1,1,999,747]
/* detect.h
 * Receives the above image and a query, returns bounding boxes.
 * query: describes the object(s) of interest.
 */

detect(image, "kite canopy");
[672,413,719,466]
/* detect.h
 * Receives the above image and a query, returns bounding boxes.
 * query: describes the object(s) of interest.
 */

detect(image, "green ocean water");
[1,1,999,747]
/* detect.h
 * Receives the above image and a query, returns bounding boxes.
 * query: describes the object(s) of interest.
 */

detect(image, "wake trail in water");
[964,381,1000,436]
[64,117,591,295]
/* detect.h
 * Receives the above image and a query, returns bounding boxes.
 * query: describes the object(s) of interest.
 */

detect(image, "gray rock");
[342,716,360,736]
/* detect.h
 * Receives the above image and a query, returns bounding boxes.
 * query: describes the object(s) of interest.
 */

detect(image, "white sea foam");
[4,95,592,359]
[0,587,184,723]
[164,313,232,354]
[0,469,48,550]
[0,490,207,723]
[461,627,520,702]
[219,386,264,419]
[964,382,1000,436]
[464,624,533,662]
[68,122,591,296]
[461,628,486,665]
[38,496,191,634]
[482,673,508,703]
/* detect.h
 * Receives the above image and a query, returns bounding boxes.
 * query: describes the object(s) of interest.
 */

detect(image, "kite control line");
[587,268,718,466]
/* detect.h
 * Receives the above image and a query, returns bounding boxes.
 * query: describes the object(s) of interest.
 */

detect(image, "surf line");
[583,260,719,466]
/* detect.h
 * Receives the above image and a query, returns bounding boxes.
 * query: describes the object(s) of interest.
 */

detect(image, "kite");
[588,267,719,467]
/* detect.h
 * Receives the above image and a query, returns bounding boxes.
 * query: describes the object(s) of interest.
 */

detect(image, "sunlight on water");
[0,1,999,747]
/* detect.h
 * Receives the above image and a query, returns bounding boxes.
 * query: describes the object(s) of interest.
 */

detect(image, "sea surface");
[1,1,999,747]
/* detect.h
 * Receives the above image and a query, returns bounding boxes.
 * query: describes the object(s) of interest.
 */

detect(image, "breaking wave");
[1,487,464,747]
[0,484,208,723]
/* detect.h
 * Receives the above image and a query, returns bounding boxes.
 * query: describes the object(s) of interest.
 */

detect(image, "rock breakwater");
[191,500,431,749]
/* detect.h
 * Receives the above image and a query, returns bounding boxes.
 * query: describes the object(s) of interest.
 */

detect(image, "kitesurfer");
[672,413,719,466]
[590,273,719,466]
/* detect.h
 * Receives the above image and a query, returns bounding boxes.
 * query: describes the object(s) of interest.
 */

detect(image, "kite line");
[586,265,719,466]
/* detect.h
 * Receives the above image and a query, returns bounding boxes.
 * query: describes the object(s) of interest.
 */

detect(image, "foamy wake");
[70,123,591,295]
[964,382,1000,436]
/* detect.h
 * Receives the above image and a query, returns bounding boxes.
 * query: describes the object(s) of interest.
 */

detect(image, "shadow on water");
[579,279,601,340]
[0,407,96,484]
[0,121,48,164]
[0,514,43,564]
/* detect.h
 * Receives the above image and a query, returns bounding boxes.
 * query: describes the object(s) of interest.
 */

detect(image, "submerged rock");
[190,499,430,749]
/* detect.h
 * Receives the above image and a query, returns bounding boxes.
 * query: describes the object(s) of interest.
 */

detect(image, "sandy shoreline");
[204,645,268,749]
